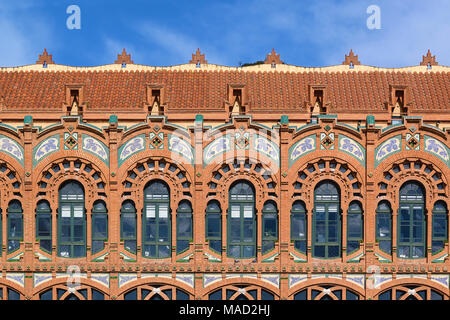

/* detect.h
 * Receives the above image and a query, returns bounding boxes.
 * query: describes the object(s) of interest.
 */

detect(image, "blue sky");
[0,0,448,68]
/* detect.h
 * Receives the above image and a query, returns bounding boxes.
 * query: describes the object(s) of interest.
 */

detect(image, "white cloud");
[0,2,53,67]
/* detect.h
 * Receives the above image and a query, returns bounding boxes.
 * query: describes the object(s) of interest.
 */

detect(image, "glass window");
[291,201,307,253]
[347,201,363,254]
[92,200,108,255]
[206,200,222,253]
[262,201,278,254]
[121,200,137,254]
[397,181,425,259]
[58,181,86,258]
[227,181,256,259]
[376,201,392,255]
[176,200,192,254]
[36,200,52,253]
[432,201,448,254]
[143,180,171,258]
[313,181,341,258]
[7,200,23,254]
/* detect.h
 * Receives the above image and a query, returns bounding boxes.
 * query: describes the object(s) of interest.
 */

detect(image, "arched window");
[347,201,363,254]
[143,180,171,258]
[228,181,256,258]
[291,200,307,253]
[176,200,192,254]
[120,200,137,254]
[206,200,222,253]
[376,201,392,254]
[432,201,448,254]
[313,181,340,258]
[92,200,108,255]
[7,200,23,254]
[58,181,86,258]
[262,201,278,254]
[36,200,52,253]
[398,181,425,258]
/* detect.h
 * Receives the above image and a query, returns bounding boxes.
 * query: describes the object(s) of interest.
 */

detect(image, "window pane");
[243,205,253,218]
[158,220,169,241]
[207,214,220,238]
[122,214,136,237]
[348,214,362,238]
[243,220,254,242]
[231,205,240,218]
[93,215,107,238]
[263,215,277,238]
[314,245,325,257]
[158,245,170,258]
[243,245,254,257]
[398,245,409,258]
[177,215,192,237]
[230,219,241,242]
[146,204,156,218]
[38,215,51,236]
[328,245,339,258]
[229,245,240,257]
[315,221,326,243]
[159,204,168,218]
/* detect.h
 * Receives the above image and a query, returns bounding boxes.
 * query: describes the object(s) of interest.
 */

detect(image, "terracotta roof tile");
[0,69,448,112]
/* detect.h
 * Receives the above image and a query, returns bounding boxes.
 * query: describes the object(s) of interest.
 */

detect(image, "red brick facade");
[0,49,448,300]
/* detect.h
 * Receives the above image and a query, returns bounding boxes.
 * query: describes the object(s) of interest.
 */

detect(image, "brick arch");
[119,154,194,211]
[289,155,364,211]
[33,277,110,300]
[373,278,449,300]
[33,155,108,211]
[116,278,194,299]
[0,279,26,298]
[288,278,365,299]
[199,278,280,300]
[0,164,23,209]
[374,156,448,207]
[204,156,279,210]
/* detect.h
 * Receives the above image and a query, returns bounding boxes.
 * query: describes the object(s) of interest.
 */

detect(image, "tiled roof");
[0,68,448,112]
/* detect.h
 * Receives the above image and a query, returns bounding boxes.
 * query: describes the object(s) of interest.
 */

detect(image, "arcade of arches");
[0,49,449,300]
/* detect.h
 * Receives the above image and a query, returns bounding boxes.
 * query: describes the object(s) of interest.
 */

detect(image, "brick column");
[279,116,293,299]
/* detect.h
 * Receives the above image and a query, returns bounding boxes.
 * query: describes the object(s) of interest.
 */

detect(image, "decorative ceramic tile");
[235,132,250,150]
[254,134,279,163]
[176,273,195,288]
[374,136,401,167]
[345,274,365,288]
[0,135,24,166]
[33,135,60,167]
[33,273,53,287]
[118,273,137,288]
[430,274,449,288]
[169,134,194,164]
[288,274,308,288]
[203,274,222,288]
[63,132,78,150]
[90,273,110,287]
[261,274,279,288]
[289,135,316,167]
[203,135,231,167]
[118,135,145,166]
[149,132,164,149]
[405,133,420,150]
[82,134,109,164]
[424,135,449,165]
[6,273,25,287]
[339,134,365,165]
[262,252,279,263]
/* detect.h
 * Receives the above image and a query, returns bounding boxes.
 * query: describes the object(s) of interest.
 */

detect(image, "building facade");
[0,48,448,300]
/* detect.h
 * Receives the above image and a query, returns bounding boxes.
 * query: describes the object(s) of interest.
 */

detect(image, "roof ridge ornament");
[189,48,207,66]
[342,49,360,66]
[114,48,133,66]
[420,49,438,66]
[264,48,283,65]
[36,48,55,66]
